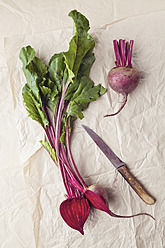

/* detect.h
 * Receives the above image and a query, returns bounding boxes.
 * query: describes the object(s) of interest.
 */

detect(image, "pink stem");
[59,154,71,196]
[55,78,69,155]
[50,125,56,145]
[127,40,134,66]
[54,79,63,130]
[113,40,121,67]
[61,140,84,196]
[66,117,87,188]
[44,127,54,148]
[119,39,126,66]
[66,167,85,193]
[61,144,71,169]
[125,41,130,65]
[113,39,134,67]
[60,149,75,197]
[54,99,60,130]
[60,153,84,193]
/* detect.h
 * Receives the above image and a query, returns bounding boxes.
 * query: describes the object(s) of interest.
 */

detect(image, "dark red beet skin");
[108,66,140,94]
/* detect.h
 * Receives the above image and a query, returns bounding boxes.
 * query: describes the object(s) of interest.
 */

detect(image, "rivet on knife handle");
[117,166,156,205]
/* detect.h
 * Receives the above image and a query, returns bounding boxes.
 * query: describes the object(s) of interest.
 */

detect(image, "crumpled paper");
[4,10,165,248]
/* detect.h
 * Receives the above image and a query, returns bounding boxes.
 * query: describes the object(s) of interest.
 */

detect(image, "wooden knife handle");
[118,166,156,205]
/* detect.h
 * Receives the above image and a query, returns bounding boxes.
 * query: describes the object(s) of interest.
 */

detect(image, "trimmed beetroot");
[60,197,90,235]
[105,39,140,117]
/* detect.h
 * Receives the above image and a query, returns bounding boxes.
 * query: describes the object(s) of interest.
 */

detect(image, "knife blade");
[82,125,156,205]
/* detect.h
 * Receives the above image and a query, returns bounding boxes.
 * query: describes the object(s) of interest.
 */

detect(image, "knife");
[82,125,156,205]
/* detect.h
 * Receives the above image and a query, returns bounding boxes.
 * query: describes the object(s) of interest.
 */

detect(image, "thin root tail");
[104,93,128,117]
[108,210,155,220]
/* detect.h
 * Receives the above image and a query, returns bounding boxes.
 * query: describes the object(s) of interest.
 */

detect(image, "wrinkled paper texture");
[1,1,165,247]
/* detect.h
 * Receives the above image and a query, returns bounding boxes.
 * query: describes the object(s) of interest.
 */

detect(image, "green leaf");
[20,46,48,101]
[40,85,51,97]
[63,9,95,82]
[67,76,106,119]
[30,57,48,77]
[61,11,106,120]
[64,47,95,101]
[78,49,95,77]
[100,85,107,96]
[19,46,35,66]
[40,140,57,164]
[39,78,59,108]
[48,52,66,91]
[20,46,51,127]
[20,47,47,81]
[22,84,49,127]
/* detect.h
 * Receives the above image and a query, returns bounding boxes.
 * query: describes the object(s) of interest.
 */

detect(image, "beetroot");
[105,39,140,117]
[60,197,90,235]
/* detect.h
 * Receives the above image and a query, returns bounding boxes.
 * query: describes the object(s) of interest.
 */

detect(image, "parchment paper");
[1,2,165,248]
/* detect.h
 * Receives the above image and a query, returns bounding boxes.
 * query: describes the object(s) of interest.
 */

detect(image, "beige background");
[1,1,165,247]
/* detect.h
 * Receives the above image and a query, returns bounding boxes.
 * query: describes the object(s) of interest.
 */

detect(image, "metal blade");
[82,125,125,169]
